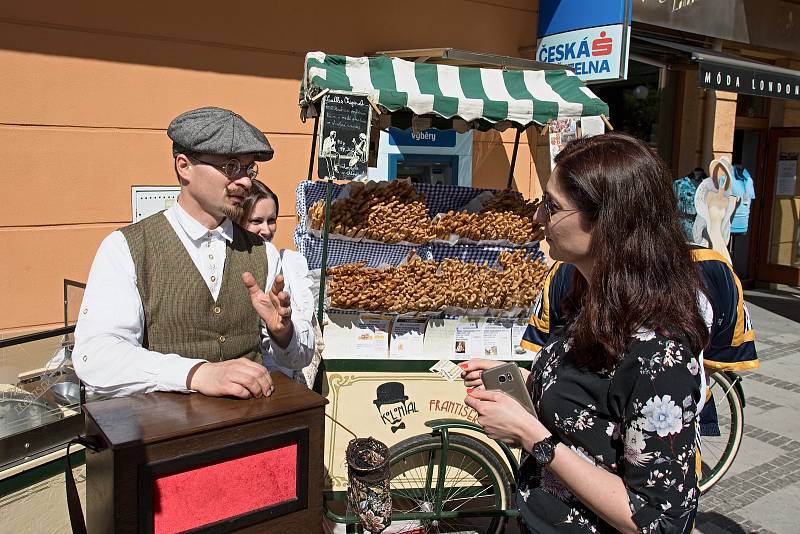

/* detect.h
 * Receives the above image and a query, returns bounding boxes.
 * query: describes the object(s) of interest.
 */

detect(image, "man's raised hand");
[242,272,293,348]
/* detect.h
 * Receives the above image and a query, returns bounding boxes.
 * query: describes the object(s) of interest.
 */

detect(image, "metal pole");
[317,178,334,331]
[506,127,522,189]
[307,115,320,181]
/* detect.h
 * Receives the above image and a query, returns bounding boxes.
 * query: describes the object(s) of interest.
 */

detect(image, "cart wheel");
[699,371,744,493]
[388,433,512,534]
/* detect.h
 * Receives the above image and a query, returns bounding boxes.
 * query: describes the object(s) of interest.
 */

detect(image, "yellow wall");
[675,70,738,173]
[0,1,542,333]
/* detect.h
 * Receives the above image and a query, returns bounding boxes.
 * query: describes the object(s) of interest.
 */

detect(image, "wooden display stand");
[84,373,327,533]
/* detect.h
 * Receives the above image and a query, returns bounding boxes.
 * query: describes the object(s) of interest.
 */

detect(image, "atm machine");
[370,127,473,186]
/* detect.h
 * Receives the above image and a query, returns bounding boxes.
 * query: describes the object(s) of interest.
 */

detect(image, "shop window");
[592,62,678,167]
[736,94,770,119]
[768,138,800,267]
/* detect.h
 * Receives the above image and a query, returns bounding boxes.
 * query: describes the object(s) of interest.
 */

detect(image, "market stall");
[297,51,609,532]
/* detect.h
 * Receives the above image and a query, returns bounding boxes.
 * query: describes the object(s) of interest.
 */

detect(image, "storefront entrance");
[730,95,771,285]
[755,128,800,286]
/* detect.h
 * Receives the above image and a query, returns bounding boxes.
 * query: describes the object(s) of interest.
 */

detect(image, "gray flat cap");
[168,106,274,161]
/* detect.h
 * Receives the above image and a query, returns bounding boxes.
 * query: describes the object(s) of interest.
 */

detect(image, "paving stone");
[723,435,786,478]
[681,294,798,533]
[739,467,800,533]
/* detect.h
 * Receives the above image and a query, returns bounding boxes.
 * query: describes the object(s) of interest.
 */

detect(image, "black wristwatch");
[532,435,559,465]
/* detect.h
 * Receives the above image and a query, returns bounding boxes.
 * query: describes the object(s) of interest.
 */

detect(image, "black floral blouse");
[517,330,701,534]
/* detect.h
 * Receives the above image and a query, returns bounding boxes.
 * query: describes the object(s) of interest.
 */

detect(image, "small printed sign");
[318,92,372,180]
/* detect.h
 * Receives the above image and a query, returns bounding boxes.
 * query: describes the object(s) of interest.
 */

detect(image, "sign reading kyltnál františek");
[318,92,372,180]
[536,0,632,83]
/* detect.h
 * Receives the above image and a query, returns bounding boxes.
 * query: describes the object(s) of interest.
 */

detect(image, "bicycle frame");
[323,418,521,526]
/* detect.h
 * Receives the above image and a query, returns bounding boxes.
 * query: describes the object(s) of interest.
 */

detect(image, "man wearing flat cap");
[74,107,314,398]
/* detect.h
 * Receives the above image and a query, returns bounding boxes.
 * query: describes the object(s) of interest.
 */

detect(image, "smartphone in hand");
[482,362,537,417]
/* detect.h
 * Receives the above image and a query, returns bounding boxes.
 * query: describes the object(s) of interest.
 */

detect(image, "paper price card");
[483,319,513,360]
[324,310,391,359]
[453,317,484,359]
[511,318,538,361]
[390,318,427,359]
[355,315,391,357]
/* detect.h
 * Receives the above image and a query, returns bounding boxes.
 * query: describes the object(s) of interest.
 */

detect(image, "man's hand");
[187,358,273,399]
[242,272,294,348]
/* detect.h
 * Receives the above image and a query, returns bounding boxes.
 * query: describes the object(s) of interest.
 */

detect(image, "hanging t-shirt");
[730,167,756,234]
[674,176,701,240]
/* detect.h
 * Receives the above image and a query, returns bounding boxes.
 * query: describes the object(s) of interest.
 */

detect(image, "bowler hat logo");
[373,382,408,406]
[374,382,418,433]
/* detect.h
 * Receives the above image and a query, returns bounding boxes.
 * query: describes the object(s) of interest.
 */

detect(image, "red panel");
[153,443,297,533]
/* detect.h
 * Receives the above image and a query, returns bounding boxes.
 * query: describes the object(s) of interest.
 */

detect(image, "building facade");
[2,3,800,334]
[0,1,549,336]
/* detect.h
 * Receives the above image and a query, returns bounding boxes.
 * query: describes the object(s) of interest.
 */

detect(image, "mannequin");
[693,157,738,264]
[730,164,756,235]
[674,167,707,240]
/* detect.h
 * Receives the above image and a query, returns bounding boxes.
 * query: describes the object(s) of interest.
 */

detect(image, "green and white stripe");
[303,51,608,126]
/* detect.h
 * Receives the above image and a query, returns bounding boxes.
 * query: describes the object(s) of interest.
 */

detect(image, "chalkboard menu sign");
[318,92,372,180]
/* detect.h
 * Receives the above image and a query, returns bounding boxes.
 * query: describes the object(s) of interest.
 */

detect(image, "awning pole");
[307,115,320,181]
[317,178,333,331]
[506,127,522,189]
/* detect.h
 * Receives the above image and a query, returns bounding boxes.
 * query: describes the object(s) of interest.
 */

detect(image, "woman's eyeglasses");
[188,154,259,179]
[542,192,581,220]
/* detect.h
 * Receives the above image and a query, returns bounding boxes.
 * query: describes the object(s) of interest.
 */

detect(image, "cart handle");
[424,418,521,477]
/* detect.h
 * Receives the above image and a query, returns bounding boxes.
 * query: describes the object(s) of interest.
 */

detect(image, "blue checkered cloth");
[299,234,425,270]
[293,180,497,249]
[428,243,544,268]
[293,180,542,269]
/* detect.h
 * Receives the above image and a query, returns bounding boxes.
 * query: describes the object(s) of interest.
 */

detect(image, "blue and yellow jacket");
[521,247,759,371]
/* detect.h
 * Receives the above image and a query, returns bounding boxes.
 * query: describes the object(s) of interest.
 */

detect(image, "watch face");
[533,439,556,465]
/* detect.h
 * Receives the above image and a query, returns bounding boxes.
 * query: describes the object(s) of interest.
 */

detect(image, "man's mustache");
[226,186,248,197]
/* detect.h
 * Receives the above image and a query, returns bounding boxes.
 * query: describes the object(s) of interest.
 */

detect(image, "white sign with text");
[536,24,629,82]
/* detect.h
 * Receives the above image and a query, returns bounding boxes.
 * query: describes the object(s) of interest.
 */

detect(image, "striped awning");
[302,52,609,127]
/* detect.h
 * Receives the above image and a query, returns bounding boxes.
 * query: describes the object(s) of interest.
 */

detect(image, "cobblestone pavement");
[696,286,800,534]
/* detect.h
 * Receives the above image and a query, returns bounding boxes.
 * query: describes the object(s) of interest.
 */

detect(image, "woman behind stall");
[236,180,320,387]
[462,133,707,534]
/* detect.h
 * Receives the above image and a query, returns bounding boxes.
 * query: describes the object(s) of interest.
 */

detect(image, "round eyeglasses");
[187,154,259,180]
[541,192,581,221]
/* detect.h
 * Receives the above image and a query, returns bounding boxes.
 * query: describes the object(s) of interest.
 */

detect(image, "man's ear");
[175,154,192,186]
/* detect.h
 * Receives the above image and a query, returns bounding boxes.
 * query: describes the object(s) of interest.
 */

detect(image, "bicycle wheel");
[388,433,513,534]
[699,371,744,493]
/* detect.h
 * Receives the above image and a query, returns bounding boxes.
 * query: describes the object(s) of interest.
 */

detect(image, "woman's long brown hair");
[555,133,709,370]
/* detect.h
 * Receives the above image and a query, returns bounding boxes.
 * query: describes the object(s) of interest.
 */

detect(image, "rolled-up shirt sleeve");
[73,231,205,397]
[260,246,315,372]
[610,335,702,534]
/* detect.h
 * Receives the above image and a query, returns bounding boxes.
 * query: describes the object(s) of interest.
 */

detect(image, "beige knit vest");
[120,213,267,363]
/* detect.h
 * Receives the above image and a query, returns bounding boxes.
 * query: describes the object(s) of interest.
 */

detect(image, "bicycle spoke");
[387,436,510,534]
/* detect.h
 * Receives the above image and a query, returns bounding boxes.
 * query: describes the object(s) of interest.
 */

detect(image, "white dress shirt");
[263,248,316,379]
[73,203,314,398]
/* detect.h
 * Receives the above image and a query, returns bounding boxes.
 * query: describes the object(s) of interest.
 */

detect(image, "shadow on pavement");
[744,289,800,324]
[696,511,747,534]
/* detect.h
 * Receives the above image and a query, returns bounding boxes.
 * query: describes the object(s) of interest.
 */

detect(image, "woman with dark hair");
[235,180,320,387]
[463,133,707,534]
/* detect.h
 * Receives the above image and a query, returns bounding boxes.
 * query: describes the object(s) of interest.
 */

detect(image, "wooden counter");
[84,373,327,533]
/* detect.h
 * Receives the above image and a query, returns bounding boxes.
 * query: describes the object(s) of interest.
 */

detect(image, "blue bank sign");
[388,127,457,148]
[536,0,632,83]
